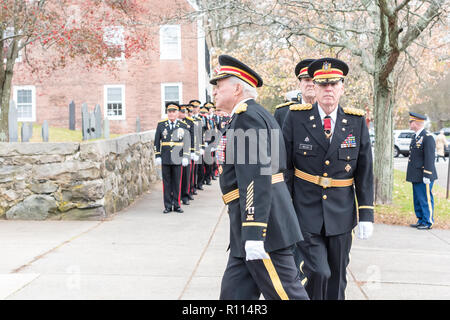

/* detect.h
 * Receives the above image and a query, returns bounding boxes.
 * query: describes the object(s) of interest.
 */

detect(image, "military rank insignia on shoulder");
[343,107,365,116]
[275,101,294,109]
[158,119,167,123]
[289,103,312,111]
[235,103,248,114]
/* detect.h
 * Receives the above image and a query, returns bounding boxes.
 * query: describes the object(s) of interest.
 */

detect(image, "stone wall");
[0,130,158,220]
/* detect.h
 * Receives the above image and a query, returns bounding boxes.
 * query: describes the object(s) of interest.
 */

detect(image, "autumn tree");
[0,0,150,142]
[173,0,448,204]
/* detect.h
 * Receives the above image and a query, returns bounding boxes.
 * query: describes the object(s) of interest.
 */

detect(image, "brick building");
[9,0,211,134]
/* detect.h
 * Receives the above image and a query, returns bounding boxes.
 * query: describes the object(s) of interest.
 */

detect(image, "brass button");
[262,233,266,237]
[304,152,307,155]
[325,160,330,165]
[263,229,267,232]
[323,195,327,200]
[346,156,350,160]
[323,173,328,177]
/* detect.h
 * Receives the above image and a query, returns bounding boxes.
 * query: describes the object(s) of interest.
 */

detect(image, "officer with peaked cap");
[178,104,196,204]
[211,54,308,300]
[282,57,374,300]
[406,111,437,230]
[189,100,204,192]
[274,59,316,128]
[154,102,190,213]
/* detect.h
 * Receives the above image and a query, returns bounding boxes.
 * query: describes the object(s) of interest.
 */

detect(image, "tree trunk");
[373,73,395,204]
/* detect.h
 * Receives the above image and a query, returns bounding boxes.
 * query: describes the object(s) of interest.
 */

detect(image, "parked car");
[394,129,415,157]
[433,128,450,157]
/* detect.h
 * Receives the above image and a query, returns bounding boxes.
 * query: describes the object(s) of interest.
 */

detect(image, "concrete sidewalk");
[0,180,449,299]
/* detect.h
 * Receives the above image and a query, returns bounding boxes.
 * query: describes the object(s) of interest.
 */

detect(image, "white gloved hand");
[358,221,374,240]
[155,157,161,166]
[182,158,189,167]
[245,240,269,261]
[211,147,216,152]
[423,177,431,184]
[190,153,195,160]
[194,154,199,161]
[200,149,205,155]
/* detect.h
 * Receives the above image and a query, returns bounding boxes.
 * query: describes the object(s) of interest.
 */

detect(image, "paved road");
[1,179,449,300]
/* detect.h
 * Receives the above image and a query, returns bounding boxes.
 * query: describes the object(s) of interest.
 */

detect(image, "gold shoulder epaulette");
[186,116,193,121]
[158,119,167,123]
[343,107,365,116]
[275,101,295,109]
[180,120,187,125]
[289,103,312,111]
[235,103,248,114]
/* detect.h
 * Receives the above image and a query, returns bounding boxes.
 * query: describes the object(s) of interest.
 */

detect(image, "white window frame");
[159,25,181,60]
[161,82,182,117]
[103,26,125,61]
[104,84,126,121]
[13,85,36,122]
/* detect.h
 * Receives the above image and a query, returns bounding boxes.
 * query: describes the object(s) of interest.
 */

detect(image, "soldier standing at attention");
[211,54,309,300]
[406,112,437,230]
[274,59,316,128]
[282,58,374,300]
[154,102,190,214]
[178,104,195,205]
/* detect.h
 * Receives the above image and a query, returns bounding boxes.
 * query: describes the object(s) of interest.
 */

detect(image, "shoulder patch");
[235,103,248,114]
[343,107,365,116]
[275,101,295,109]
[289,103,312,111]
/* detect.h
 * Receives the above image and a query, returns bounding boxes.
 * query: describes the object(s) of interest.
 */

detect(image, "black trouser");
[162,164,183,210]
[181,161,192,202]
[220,247,309,300]
[293,230,353,300]
[196,160,205,189]
[190,161,197,194]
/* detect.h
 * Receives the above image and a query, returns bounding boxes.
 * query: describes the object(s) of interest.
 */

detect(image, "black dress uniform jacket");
[154,119,190,164]
[219,99,303,258]
[406,129,438,183]
[282,102,374,236]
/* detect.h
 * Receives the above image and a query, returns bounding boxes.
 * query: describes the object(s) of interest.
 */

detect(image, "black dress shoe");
[182,200,190,205]
[205,181,212,185]
[417,224,431,230]
[188,194,194,200]
[197,186,204,190]
[163,208,171,214]
[192,191,198,195]
[174,207,184,213]
[410,223,421,228]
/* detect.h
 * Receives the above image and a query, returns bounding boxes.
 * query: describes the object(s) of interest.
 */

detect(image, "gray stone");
[69,180,105,201]
[94,104,102,139]
[60,206,106,221]
[81,103,89,141]
[30,180,58,194]
[0,142,79,156]
[8,100,18,142]
[42,120,49,142]
[6,195,57,220]
[21,122,33,142]
[69,101,76,130]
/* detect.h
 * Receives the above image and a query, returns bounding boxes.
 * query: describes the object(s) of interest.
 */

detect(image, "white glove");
[245,240,269,261]
[358,221,373,240]
[182,158,189,167]
[211,147,216,152]
[190,153,195,160]
[200,149,205,155]
[155,157,161,166]
[194,154,199,161]
[423,177,431,184]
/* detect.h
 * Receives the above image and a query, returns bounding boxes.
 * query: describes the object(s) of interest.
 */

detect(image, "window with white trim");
[161,83,182,116]
[104,85,125,120]
[13,86,36,122]
[103,26,125,61]
[160,25,181,60]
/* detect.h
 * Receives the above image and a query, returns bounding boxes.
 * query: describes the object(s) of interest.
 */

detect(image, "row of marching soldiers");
[154,100,231,214]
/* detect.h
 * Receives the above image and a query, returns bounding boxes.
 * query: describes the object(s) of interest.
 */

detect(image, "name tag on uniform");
[299,144,313,150]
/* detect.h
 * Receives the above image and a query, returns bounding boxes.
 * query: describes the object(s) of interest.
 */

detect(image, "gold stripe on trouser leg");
[262,254,289,300]
[426,183,434,226]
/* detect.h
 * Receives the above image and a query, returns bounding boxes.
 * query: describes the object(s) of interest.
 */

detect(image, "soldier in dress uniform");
[282,57,374,300]
[406,112,437,230]
[189,100,204,192]
[274,59,316,128]
[178,104,196,205]
[211,54,309,300]
[202,102,215,185]
[154,102,190,213]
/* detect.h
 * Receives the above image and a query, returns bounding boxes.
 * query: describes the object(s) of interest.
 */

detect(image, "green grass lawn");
[375,170,450,229]
[22,123,120,142]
